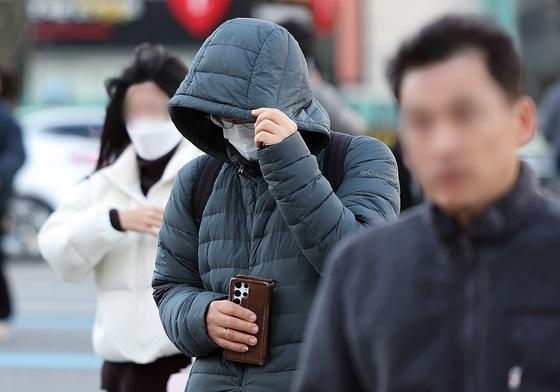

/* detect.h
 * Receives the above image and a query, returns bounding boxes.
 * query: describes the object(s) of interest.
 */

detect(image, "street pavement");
[0,259,100,392]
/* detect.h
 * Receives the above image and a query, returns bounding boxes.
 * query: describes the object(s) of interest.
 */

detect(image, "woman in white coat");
[38,44,201,392]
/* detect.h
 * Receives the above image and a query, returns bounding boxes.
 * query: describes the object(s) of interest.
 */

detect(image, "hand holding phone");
[206,299,259,353]
[224,275,276,366]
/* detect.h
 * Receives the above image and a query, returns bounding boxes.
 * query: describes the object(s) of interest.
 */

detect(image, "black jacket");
[0,100,25,214]
[294,163,560,392]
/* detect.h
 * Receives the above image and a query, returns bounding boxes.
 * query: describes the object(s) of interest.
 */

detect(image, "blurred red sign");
[312,0,336,34]
[34,22,113,42]
[167,0,231,39]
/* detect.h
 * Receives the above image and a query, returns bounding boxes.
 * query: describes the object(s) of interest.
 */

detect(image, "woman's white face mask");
[126,117,182,160]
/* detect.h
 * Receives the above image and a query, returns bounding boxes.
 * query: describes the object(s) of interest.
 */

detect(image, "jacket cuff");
[258,131,310,171]
[109,209,125,232]
[186,291,228,354]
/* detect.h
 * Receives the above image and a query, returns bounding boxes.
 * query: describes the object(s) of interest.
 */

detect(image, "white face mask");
[222,121,259,161]
[126,117,182,160]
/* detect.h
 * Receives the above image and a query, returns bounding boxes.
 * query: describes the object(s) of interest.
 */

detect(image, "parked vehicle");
[3,106,103,259]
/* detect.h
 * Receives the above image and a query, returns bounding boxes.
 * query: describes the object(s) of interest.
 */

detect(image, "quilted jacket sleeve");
[152,156,226,358]
[258,132,400,274]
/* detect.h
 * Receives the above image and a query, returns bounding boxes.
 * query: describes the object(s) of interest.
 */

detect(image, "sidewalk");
[0,259,99,392]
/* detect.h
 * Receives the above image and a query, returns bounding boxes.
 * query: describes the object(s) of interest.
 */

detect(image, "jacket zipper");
[248,180,261,270]
[239,366,246,392]
[460,233,478,392]
[235,161,259,391]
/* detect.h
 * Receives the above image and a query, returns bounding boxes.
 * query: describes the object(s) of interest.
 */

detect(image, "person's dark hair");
[387,15,522,102]
[95,43,187,170]
[0,67,20,105]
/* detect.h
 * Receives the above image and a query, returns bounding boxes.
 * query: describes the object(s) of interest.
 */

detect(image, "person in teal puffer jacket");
[152,18,400,392]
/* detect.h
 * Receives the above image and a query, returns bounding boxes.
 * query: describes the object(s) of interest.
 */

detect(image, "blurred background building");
[1,0,520,117]
[1,0,558,255]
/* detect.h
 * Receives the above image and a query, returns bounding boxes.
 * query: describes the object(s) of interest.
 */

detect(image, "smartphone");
[224,275,276,366]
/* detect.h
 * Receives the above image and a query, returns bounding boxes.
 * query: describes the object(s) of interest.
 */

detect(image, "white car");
[3,106,104,259]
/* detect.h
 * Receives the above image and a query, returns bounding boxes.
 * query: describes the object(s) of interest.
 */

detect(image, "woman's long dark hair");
[95,43,187,171]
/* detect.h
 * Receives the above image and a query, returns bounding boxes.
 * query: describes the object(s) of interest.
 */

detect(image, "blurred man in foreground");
[295,15,560,392]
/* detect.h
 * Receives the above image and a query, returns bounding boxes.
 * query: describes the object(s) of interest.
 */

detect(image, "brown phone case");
[224,275,276,366]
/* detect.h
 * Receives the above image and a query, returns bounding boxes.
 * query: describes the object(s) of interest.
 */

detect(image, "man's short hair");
[387,15,522,102]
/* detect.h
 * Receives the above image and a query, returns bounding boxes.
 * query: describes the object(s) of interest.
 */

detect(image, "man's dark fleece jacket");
[294,163,560,392]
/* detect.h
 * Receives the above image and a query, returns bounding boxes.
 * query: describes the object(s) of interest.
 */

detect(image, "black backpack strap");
[323,132,352,192]
[192,155,223,228]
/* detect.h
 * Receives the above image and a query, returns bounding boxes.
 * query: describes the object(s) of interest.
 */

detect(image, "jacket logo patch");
[359,169,398,187]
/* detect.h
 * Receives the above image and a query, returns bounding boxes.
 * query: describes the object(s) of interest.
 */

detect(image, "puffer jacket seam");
[264,369,298,374]
[185,40,211,97]
[249,229,293,240]
[264,157,312,187]
[195,70,250,82]
[203,211,258,219]
[275,31,291,106]
[315,212,346,254]
[286,186,333,224]
[199,232,294,246]
[199,238,251,246]
[200,266,240,274]
[226,19,272,31]
[190,369,298,376]
[244,256,299,268]
[343,202,388,221]
[271,342,304,348]
[269,284,311,289]
[206,42,260,54]
[187,371,239,378]
[346,190,397,207]
[158,240,192,264]
[178,92,247,111]
[277,174,322,203]
[165,222,198,239]
[246,27,280,108]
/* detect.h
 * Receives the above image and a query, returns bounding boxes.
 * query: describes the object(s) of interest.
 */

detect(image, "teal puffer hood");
[169,18,330,162]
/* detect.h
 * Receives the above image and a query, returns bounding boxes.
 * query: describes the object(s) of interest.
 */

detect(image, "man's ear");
[515,96,537,148]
